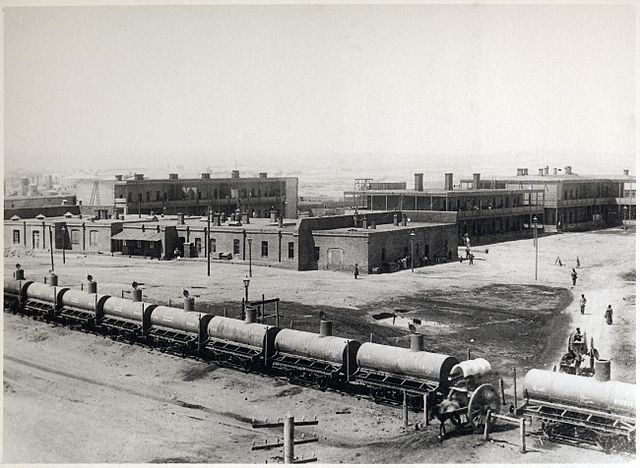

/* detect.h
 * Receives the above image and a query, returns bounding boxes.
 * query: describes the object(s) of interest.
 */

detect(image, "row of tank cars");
[4,276,636,452]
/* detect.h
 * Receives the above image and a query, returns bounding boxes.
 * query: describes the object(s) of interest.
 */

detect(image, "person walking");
[576,256,581,268]
[571,268,578,286]
[354,263,359,280]
[469,253,474,265]
[579,294,587,315]
[605,305,613,325]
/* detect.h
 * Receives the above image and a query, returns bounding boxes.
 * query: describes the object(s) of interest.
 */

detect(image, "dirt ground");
[2,225,636,463]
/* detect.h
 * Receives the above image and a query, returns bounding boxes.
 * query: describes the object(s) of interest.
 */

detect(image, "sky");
[3,3,636,176]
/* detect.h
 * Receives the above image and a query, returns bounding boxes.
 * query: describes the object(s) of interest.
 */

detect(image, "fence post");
[499,378,506,405]
[483,410,492,441]
[284,413,294,464]
[519,417,526,453]
[513,367,518,413]
[467,347,471,360]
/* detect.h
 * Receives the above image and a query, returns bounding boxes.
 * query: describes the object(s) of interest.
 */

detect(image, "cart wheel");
[467,384,501,430]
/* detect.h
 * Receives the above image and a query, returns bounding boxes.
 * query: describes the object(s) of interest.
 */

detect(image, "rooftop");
[319,221,451,235]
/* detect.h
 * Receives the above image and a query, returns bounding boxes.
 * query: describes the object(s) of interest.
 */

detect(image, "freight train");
[3,276,636,450]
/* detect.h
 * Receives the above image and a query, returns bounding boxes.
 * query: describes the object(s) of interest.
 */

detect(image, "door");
[327,248,344,270]
[32,231,40,249]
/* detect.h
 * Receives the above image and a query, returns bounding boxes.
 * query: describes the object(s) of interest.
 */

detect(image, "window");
[71,229,80,245]
[136,241,142,249]
[381,247,386,262]
[288,242,295,259]
[210,239,217,253]
[261,241,269,257]
[233,239,240,255]
[146,191,151,201]
[13,230,20,244]
[89,230,99,246]
[156,191,161,201]
[194,238,202,254]
[32,231,40,249]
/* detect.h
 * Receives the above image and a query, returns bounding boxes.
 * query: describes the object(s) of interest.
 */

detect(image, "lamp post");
[243,275,250,303]
[247,237,253,277]
[533,216,538,281]
[61,225,67,264]
[409,230,416,272]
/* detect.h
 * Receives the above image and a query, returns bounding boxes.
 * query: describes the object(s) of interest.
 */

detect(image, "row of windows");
[124,185,282,203]
[13,229,100,246]
[228,239,294,258]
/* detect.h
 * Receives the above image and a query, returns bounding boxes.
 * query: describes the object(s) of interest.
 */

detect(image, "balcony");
[457,206,543,218]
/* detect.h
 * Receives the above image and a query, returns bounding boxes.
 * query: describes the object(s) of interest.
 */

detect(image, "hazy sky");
[3,3,636,174]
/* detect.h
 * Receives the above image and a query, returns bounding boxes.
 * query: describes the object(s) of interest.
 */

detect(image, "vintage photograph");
[2,1,636,464]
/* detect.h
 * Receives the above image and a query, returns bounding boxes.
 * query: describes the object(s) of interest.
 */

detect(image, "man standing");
[579,294,587,315]
[571,268,578,286]
[354,263,359,280]
[576,256,581,268]
[605,305,613,325]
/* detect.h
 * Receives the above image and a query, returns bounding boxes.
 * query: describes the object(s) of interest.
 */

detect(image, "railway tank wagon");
[100,297,157,342]
[59,289,110,330]
[522,369,636,451]
[148,306,213,355]
[272,328,361,390]
[4,279,33,314]
[23,281,69,321]
[206,316,280,372]
[354,342,459,408]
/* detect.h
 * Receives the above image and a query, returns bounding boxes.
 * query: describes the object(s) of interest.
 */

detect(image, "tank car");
[147,306,213,355]
[206,316,280,372]
[99,297,157,342]
[522,369,635,451]
[23,281,69,321]
[4,279,33,315]
[59,289,111,330]
[272,329,360,389]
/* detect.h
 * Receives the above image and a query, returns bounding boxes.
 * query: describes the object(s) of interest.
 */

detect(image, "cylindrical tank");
[207,316,275,349]
[356,342,459,385]
[594,360,611,382]
[102,297,156,323]
[410,334,424,352]
[451,358,492,378]
[523,369,635,416]
[60,289,108,312]
[245,306,257,324]
[5,279,25,297]
[131,289,142,302]
[86,281,97,294]
[183,297,194,311]
[25,282,68,306]
[274,329,360,372]
[150,306,210,334]
[320,320,333,337]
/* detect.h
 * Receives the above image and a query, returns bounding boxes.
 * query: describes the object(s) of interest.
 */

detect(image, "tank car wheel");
[467,384,501,431]
[316,376,329,391]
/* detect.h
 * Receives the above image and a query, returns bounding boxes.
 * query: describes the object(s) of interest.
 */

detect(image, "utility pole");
[48,225,54,272]
[207,206,211,276]
[533,216,538,281]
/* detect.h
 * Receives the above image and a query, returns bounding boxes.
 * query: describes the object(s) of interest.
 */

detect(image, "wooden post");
[519,417,526,453]
[467,348,471,361]
[513,367,518,414]
[290,320,294,329]
[275,301,280,327]
[370,332,373,343]
[499,378,506,405]
[224,308,228,318]
[284,413,294,464]
[423,394,429,426]
[402,391,408,427]
[483,410,492,441]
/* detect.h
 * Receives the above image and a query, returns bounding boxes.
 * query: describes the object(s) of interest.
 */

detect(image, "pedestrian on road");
[605,305,613,325]
[579,294,587,315]
[576,256,581,268]
[354,263,359,280]
[571,268,578,286]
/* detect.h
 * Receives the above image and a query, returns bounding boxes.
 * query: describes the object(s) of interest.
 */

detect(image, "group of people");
[574,262,614,326]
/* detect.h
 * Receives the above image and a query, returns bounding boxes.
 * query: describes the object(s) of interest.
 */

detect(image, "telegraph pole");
[207,206,211,276]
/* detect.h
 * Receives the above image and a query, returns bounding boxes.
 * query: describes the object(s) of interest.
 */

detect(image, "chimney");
[402,213,408,226]
[414,173,424,191]
[270,209,277,222]
[231,170,240,179]
[393,212,399,226]
[278,217,283,228]
[523,168,529,175]
[134,173,144,181]
[245,306,256,324]
[410,333,424,352]
[445,173,454,191]
[623,169,630,176]
[20,177,29,196]
[361,218,368,229]
[538,168,544,176]
[565,166,572,175]
[115,175,123,181]
[242,211,250,224]
[544,166,549,175]
[169,173,178,180]
[517,168,523,176]
[320,320,333,337]
[472,173,481,189]
[214,214,221,226]
[184,296,195,311]
[553,168,558,176]
[177,212,185,225]
[371,220,376,229]
[259,172,268,178]
[201,173,210,179]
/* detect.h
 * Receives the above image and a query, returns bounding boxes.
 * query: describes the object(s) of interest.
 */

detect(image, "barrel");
[594,359,611,382]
